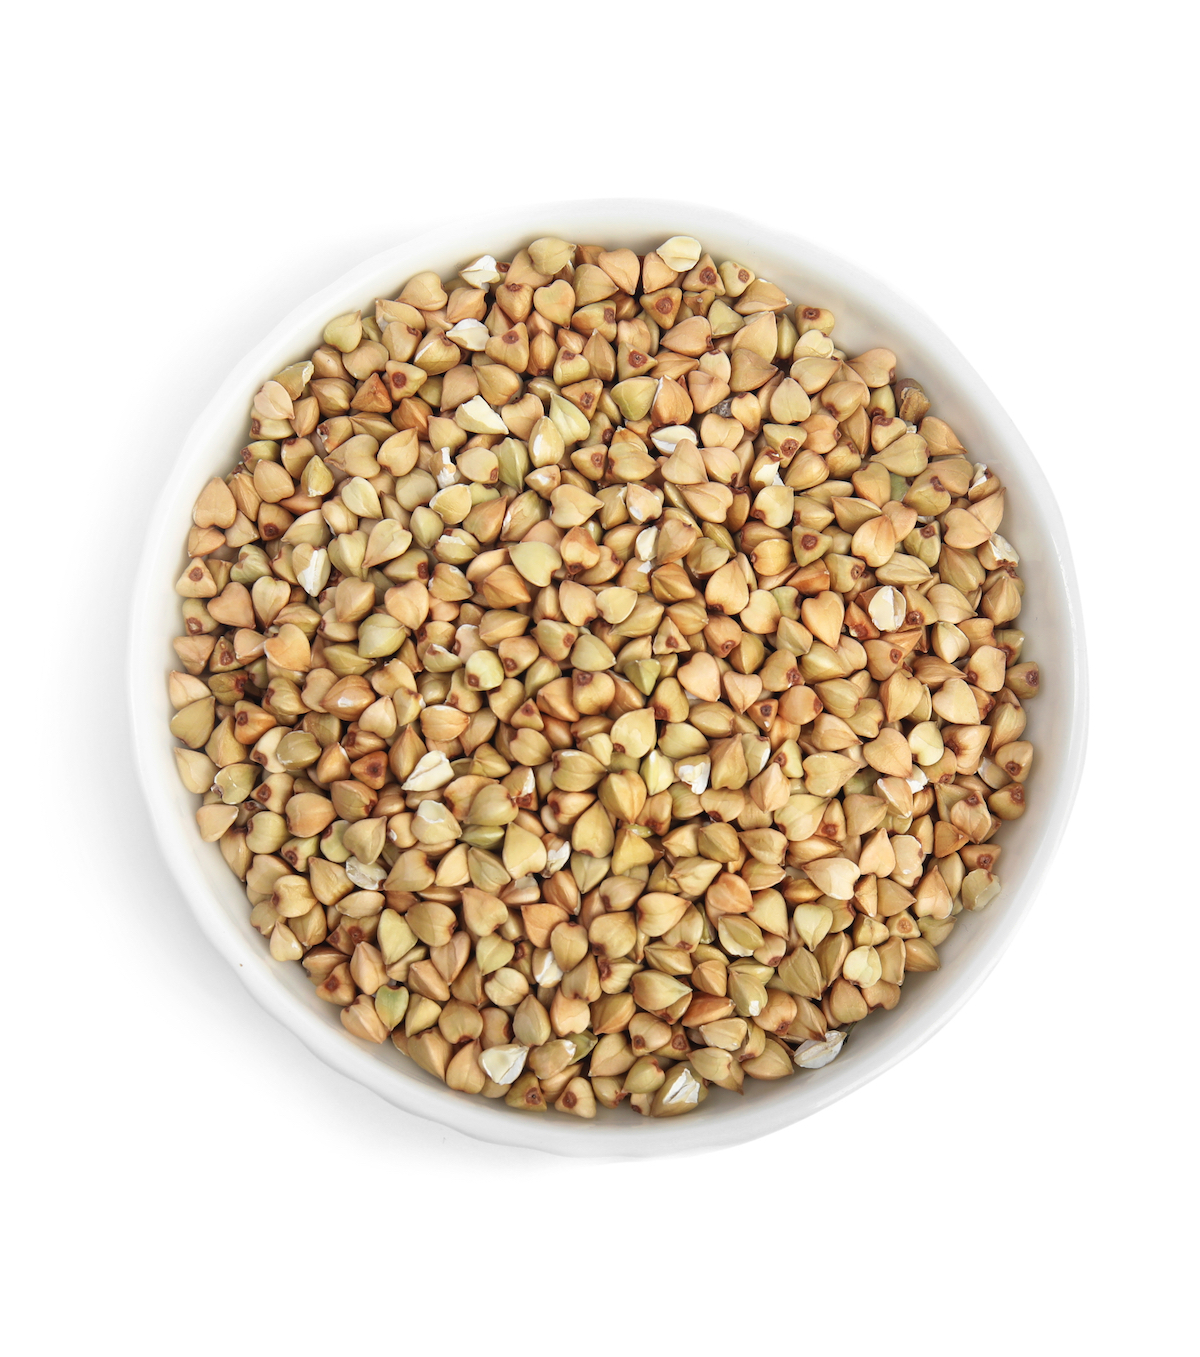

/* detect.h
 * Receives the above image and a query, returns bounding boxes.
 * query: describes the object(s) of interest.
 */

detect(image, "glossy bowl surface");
[130,200,1087,1156]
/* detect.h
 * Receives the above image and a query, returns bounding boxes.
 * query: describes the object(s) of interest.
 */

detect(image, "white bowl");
[130,199,1088,1157]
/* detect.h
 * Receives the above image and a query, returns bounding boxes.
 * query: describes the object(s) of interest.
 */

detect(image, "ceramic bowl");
[130,200,1087,1156]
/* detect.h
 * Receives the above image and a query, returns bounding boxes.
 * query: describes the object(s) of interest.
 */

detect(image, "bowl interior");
[131,201,1086,1156]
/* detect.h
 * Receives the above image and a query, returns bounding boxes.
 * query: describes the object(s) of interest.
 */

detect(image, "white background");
[3,3,1195,1353]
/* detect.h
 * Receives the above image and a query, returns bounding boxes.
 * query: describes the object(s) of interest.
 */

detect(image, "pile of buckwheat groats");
[169,234,1037,1118]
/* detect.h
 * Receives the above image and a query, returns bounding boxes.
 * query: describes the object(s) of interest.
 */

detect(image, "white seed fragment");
[456,394,508,436]
[677,758,710,795]
[434,447,460,488]
[480,1044,528,1086]
[987,532,1019,565]
[635,527,658,561]
[430,484,472,521]
[534,951,564,986]
[461,254,501,288]
[795,331,835,358]
[650,425,697,453]
[868,585,906,632]
[446,318,489,351]
[657,236,703,272]
[346,857,386,890]
[296,547,330,597]
[660,1065,703,1105]
[402,752,454,792]
[794,1030,847,1069]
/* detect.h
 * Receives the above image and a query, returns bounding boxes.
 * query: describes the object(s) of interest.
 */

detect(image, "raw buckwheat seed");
[170,234,1036,1118]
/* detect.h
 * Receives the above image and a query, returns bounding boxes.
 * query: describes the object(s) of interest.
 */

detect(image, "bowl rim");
[129,197,1089,1157]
